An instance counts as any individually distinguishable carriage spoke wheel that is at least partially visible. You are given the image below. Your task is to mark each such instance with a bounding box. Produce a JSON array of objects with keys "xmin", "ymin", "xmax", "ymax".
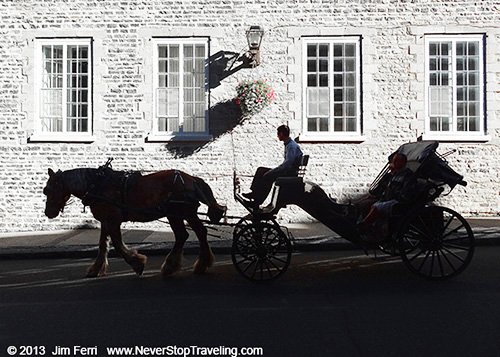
[
  {"xmin": 231, "ymin": 222, "xmax": 292, "ymax": 282},
  {"xmin": 398, "ymin": 206, "xmax": 474, "ymax": 280}
]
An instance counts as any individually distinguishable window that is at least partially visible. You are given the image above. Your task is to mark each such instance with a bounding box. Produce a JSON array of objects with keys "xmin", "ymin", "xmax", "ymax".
[
  {"xmin": 425, "ymin": 35, "xmax": 486, "ymax": 139},
  {"xmin": 33, "ymin": 38, "xmax": 92, "ymax": 141},
  {"xmin": 151, "ymin": 38, "xmax": 209, "ymax": 140},
  {"xmin": 302, "ymin": 37, "xmax": 362, "ymax": 141}
]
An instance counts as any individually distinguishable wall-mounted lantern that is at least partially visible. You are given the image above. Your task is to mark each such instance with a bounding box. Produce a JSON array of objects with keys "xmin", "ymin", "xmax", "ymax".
[
  {"xmin": 208, "ymin": 26, "xmax": 265, "ymax": 88},
  {"xmin": 244, "ymin": 25, "xmax": 264, "ymax": 67}
]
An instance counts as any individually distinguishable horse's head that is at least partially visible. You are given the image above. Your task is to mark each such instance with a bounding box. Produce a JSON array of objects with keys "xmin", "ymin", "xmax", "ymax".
[{"xmin": 43, "ymin": 168, "xmax": 71, "ymax": 219}]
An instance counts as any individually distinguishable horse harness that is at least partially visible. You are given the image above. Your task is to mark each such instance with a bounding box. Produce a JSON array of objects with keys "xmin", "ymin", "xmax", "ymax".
[{"xmin": 81, "ymin": 163, "xmax": 199, "ymax": 220}]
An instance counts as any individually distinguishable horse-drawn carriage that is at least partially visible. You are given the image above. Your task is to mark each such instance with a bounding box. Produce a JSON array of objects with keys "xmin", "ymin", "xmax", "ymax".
[
  {"xmin": 43, "ymin": 141, "xmax": 474, "ymax": 282},
  {"xmin": 230, "ymin": 140, "xmax": 474, "ymax": 281}
]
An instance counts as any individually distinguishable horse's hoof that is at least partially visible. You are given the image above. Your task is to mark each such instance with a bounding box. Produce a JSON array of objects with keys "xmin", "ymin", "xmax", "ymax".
[
  {"xmin": 193, "ymin": 253, "xmax": 214, "ymax": 275},
  {"xmin": 86, "ymin": 263, "xmax": 108, "ymax": 278},
  {"xmin": 130, "ymin": 254, "xmax": 147, "ymax": 276},
  {"xmin": 161, "ymin": 263, "xmax": 181, "ymax": 277},
  {"xmin": 193, "ymin": 260, "xmax": 208, "ymax": 275}
]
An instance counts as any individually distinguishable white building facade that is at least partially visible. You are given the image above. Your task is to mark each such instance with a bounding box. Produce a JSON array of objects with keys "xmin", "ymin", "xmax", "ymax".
[{"xmin": 0, "ymin": 0, "xmax": 499, "ymax": 232}]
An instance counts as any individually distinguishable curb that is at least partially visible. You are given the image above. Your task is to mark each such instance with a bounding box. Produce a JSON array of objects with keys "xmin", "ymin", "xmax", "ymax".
[{"xmin": 1, "ymin": 235, "xmax": 499, "ymax": 260}]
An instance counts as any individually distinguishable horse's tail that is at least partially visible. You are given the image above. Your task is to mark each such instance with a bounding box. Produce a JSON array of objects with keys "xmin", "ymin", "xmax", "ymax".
[{"xmin": 193, "ymin": 177, "xmax": 226, "ymax": 223}]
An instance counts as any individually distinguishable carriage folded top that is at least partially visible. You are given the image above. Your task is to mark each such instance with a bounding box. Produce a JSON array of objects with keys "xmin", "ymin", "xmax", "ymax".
[{"xmin": 370, "ymin": 141, "xmax": 466, "ymax": 198}]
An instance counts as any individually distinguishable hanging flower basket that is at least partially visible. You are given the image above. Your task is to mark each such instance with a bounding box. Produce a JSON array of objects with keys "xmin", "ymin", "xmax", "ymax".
[{"xmin": 234, "ymin": 79, "xmax": 275, "ymax": 116}]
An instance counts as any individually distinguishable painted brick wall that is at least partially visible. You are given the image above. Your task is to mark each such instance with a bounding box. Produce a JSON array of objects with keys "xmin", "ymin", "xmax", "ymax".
[{"xmin": 0, "ymin": 0, "xmax": 498, "ymax": 232}]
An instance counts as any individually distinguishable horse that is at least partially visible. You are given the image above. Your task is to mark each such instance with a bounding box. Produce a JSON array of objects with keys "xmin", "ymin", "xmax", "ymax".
[{"xmin": 43, "ymin": 164, "xmax": 226, "ymax": 278}]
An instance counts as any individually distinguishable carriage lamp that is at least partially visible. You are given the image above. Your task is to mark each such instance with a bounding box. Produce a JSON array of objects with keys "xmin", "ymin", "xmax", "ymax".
[{"xmin": 244, "ymin": 25, "xmax": 264, "ymax": 67}]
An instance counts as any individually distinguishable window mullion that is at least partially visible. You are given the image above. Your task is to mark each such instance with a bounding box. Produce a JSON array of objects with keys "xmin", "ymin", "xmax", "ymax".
[
  {"xmin": 479, "ymin": 39, "xmax": 484, "ymax": 133},
  {"xmin": 179, "ymin": 44, "xmax": 184, "ymax": 132},
  {"xmin": 62, "ymin": 44, "xmax": 68, "ymax": 133},
  {"xmin": 451, "ymin": 40, "xmax": 457, "ymax": 133},
  {"xmin": 329, "ymin": 41, "xmax": 334, "ymax": 133}
]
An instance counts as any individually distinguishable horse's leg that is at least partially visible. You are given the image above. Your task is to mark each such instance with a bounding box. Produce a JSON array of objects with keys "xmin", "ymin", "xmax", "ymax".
[
  {"xmin": 86, "ymin": 223, "xmax": 110, "ymax": 278},
  {"xmin": 107, "ymin": 221, "xmax": 147, "ymax": 276},
  {"xmin": 161, "ymin": 216, "xmax": 189, "ymax": 277},
  {"xmin": 186, "ymin": 214, "xmax": 214, "ymax": 274}
]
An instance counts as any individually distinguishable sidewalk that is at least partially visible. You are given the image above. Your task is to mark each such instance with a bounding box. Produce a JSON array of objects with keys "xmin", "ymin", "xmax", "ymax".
[{"xmin": 0, "ymin": 218, "xmax": 498, "ymax": 259}]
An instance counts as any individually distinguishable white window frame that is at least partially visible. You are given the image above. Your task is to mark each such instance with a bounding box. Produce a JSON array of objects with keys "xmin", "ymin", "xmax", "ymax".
[
  {"xmin": 423, "ymin": 34, "xmax": 488, "ymax": 142},
  {"xmin": 31, "ymin": 38, "xmax": 93, "ymax": 142},
  {"xmin": 148, "ymin": 37, "xmax": 211, "ymax": 142},
  {"xmin": 300, "ymin": 36, "xmax": 363, "ymax": 142}
]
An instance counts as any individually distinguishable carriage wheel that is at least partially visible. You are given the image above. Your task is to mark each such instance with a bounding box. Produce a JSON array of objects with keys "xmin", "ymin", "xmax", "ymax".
[
  {"xmin": 231, "ymin": 222, "xmax": 292, "ymax": 282},
  {"xmin": 233, "ymin": 216, "xmax": 252, "ymax": 237},
  {"xmin": 397, "ymin": 206, "xmax": 474, "ymax": 280}
]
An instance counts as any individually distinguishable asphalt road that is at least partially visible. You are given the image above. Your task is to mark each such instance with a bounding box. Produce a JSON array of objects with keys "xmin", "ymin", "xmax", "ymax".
[{"xmin": 1, "ymin": 248, "xmax": 500, "ymax": 357}]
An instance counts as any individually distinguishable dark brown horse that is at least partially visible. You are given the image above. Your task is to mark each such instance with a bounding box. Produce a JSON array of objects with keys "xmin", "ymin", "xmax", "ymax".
[{"xmin": 43, "ymin": 165, "xmax": 226, "ymax": 278}]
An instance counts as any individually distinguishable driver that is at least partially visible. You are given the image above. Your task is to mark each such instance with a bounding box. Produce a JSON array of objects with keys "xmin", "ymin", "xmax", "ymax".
[
  {"xmin": 243, "ymin": 125, "xmax": 303, "ymax": 206},
  {"xmin": 358, "ymin": 153, "xmax": 417, "ymax": 242}
]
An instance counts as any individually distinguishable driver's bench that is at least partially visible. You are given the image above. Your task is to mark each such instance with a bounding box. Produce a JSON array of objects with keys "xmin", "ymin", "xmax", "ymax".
[{"xmin": 234, "ymin": 155, "xmax": 310, "ymax": 214}]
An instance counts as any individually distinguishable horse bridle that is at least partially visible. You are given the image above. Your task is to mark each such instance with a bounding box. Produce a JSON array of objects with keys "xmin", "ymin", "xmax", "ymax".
[{"xmin": 44, "ymin": 170, "xmax": 71, "ymax": 213}]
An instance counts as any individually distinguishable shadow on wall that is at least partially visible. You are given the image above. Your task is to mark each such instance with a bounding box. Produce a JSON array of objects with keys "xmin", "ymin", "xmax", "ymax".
[
  {"xmin": 163, "ymin": 100, "xmax": 244, "ymax": 158},
  {"xmin": 162, "ymin": 50, "xmax": 256, "ymax": 158}
]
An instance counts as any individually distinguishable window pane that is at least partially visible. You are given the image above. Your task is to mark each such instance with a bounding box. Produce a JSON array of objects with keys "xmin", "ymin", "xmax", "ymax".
[
  {"xmin": 195, "ymin": 45, "xmax": 205, "ymax": 58},
  {"xmin": 334, "ymin": 103, "xmax": 343, "ymax": 117},
  {"xmin": 319, "ymin": 74, "xmax": 328, "ymax": 87},
  {"xmin": 307, "ymin": 59, "xmax": 316, "ymax": 72},
  {"xmin": 333, "ymin": 74, "xmax": 343, "ymax": 87},
  {"xmin": 468, "ymin": 73, "xmax": 478, "ymax": 85},
  {"xmin": 319, "ymin": 59, "xmax": 329, "ymax": 72},
  {"xmin": 308, "ymin": 118, "xmax": 317, "ymax": 131},
  {"xmin": 468, "ymin": 42, "xmax": 479, "ymax": 55},
  {"xmin": 346, "ymin": 88, "xmax": 355, "ymax": 101},
  {"xmin": 468, "ymin": 57, "xmax": 479, "ymax": 70},
  {"xmin": 307, "ymin": 44, "xmax": 317, "ymax": 57},
  {"xmin": 345, "ymin": 59, "xmax": 355, "ymax": 71},
  {"xmin": 159, "ymin": 46, "xmax": 168, "ymax": 58},
  {"xmin": 157, "ymin": 88, "xmax": 179, "ymax": 117},
  {"xmin": 169, "ymin": 45, "xmax": 179, "ymax": 58},
  {"xmin": 429, "ymin": 43, "xmax": 438, "ymax": 55},
  {"xmin": 346, "ymin": 118, "xmax": 356, "ymax": 131},
  {"xmin": 319, "ymin": 118, "xmax": 329, "ymax": 131},
  {"xmin": 333, "ymin": 44, "xmax": 342, "ymax": 56},
  {"xmin": 346, "ymin": 103, "xmax": 356, "ymax": 117},
  {"xmin": 159, "ymin": 60, "xmax": 167, "ymax": 73},
  {"xmin": 334, "ymin": 117, "xmax": 343, "ymax": 131},
  {"xmin": 333, "ymin": 59, "xmax": 342, "ymax": 72},
  {"xmin": 334, "ymin": 89, "xmax": 343, "ymax": 101},
  {"xmin": 469, "ymin": 117, "xmax": 479, "ymax": 131},
  {"xmin": 307, "ymin": 74, "xmax": 317, "ymax": 86},
  {"xmin": 345, "ymin": 73, "xmax": 355, "ymax": 87},
  {"xmin": 345, "ymin": 44, "xmax": 355, "ymax": 57},
  {"xmin": 319, "ymin": 44, "xmax": 328, "ymax": 57},
  {"xmin": 429, "ymin": 58, "xmax": 437, "ymax": 71},
  {"xmin": 468, "ymin": 87, "xmax": 478, "ymax": 101}
]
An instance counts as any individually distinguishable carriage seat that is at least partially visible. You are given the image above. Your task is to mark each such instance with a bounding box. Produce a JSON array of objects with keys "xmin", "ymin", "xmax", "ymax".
[
  {"xmin": 274, "ymin": 155, "xmax": 309, "ymax": 186},
  {"xmin": 264, "ymin": 155, "xmax": 309, "ymax": 213}
]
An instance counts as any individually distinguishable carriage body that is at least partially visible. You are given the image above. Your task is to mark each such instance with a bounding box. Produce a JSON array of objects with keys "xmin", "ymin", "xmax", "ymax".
[{"xmin": 231, "ymin": 141, "xmax": 475, "ymax": 281}]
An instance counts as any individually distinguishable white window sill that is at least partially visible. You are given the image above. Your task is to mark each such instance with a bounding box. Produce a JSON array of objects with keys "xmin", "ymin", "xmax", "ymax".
[
  {"xmin": 28, "ymin": 133, "xmax": 95, "ymax": 143},
  {"xmin": 298, "ymin": 133, "xmax": 366, "ymax": 143},
  {"xmin": 146, "ymin": 133, "xmax": 213, "ymax": 143},
  {"xmin": 421, "ymin": 133, "xmax": 491, "ymax": 143}
]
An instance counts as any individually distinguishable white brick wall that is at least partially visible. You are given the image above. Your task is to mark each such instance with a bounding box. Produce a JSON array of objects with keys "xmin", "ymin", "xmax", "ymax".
[{"xmin": 0, "ymin": 0, "xmax": 499, "ymax": 232}]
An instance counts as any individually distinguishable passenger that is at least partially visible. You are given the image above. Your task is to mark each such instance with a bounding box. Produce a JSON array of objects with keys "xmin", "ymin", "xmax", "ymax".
[
  {"xmin": 243, "ymin": 125, "xmax": 303, "ymax": 206},
  {"xmin": 358, "ymin": 153, "xmax": 416, "ymax": 242}
]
